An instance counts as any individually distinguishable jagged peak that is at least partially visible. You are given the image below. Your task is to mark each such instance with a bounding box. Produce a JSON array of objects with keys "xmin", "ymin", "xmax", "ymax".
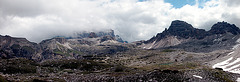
[
  {"xmin": 168, "ymin": 20, "xmax": 194, "ymax": 30},
  {"xmin": 165, "ymin": 20, "xmax": 206, "ymax": 39},
  {"xmin": 209, "ymin": 21, "xmax": 240, "ymax": 35},
  {"xmin": 144, "ymin": 20, "xmax": 240, "ymax": 45}
]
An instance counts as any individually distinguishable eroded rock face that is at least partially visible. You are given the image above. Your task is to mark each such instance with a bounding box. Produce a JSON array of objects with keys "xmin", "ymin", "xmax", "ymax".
[
  {"xmin": 62, "ymin": 29, "xmax": 127, "ymax": 43},
  {"xmin": 141, "ymin": 20, "xmax": 240, "ymax": 50},
  {"xmin": 0, "ymin": 29, "xmax": 131, "ymax": 61},
  {"xmin": 0, "ymin": 35, "xmax": 40, "ymax": 59},
  {"xmin": 209, "ymin": 21, "xmax": 240, "ymax": 35},
  {"xmin": 167, "ymin": 20, "xmax": 207, "ymax": 39}
]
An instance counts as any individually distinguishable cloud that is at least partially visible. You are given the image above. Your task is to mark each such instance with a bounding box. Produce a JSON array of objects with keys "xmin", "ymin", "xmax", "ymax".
[
  {"xmin": 0, "ymin": 0, "xmax": 240, "ymax": 43},
  {"xmin": 223, "ymin": 0, "xmax": 240, "ymax": 7}
]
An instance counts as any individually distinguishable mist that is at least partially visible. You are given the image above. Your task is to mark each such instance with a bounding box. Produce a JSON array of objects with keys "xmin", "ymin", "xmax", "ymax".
[{"xmin": 0, "ymin": 0, "xmax": 240, "ymax": 43}]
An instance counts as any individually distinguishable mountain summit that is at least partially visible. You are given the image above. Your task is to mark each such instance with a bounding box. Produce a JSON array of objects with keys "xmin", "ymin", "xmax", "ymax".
[
  {"xmin": 166, "ymin": 20, "xmax": 207, "ymax": 39},
  {"xmin": 209, "ymin": 21, "xmax": 240, "ymax": 35},
  {"xmin": 140, "ymin": 20, "xmax": 240, "ymax": 50}
]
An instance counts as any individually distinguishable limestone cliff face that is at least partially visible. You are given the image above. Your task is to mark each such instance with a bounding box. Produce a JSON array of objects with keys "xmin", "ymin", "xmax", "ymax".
[
  {"xmin": 62, "ymin": 29, "xmax": 127, "ymax": 43},
  {"xmin": 0, "ymin": 30, "xmax": 130, "ymax": 61},
  {"xmin": 0, "ymin": 35, "xmax": 40, "ymax": 59}
]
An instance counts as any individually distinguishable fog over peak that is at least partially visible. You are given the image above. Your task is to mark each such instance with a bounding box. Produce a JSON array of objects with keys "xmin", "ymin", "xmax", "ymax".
[{"xmin": 0, "ymin": 0, "xmax": 240, "ymax": 43}]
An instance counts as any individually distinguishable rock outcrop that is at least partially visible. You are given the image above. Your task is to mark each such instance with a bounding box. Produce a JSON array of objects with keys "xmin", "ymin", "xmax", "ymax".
[
  {"xmin": 0, "ymin": 35, "xmax": 40, "ymax": 59},
  {"xmin": 140, "ymin": 20, "xmax": 240, "ymax": 51},
  {"xmin": 209, "ymin": 21, "xmax": 240, "ymax": 35}
]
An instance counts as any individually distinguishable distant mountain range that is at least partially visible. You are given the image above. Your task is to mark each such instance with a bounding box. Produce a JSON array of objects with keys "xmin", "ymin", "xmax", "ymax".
[
  {"xmin": 0, "ymin": 30, "xmax": 129, "ymax": 61},
  {"xmin": 139, "ymin": 20, "xmax": 240, "ymax": 52},
  {"xmin": 1, "ymin": 20, "xmax": 240, "ymax": 81},
  {"xmin": 1, "ymin": 20, "xmax": 240, "ymax": 60},
  {"xmin": 55, "ymin": 29, "xmax": 128, "ymax": 43}
]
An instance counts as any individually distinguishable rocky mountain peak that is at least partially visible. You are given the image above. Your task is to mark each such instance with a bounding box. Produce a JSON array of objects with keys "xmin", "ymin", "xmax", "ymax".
[
  {"xmin": 168, "ymin": 20, "xmax": 194, "ymax": 31},
  {"xmin": 148, "ymin": 20, "xmax": 206, "ymax": 43},
  {"xmin": 209, "ymin": 21, "xmax": 240, "ymax": 35},
  {"xmin": 142, "ymin": 20, "xmax": 240, "ymax": 49},
  {"xmin": 166, "ymin": 20, "xmax": 207, "ymax": 39},
  {"xmin": 55, "ymin": 29, "xmax": 127, "ymax": 43}
]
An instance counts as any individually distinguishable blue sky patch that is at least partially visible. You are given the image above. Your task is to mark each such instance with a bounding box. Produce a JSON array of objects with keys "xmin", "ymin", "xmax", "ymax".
[
  {"xmin": 138, "ymin": 0, "xmax": 210, "ymax": 8},
  {"xmin": 164, "ymin": 0, "xmax": 196, "ymax": 8}
]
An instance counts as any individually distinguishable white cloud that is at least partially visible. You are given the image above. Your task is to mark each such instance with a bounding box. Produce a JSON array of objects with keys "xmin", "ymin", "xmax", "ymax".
[{"xmin": 0, "ymin": 0, "xmax": 240, "ymax": 43}]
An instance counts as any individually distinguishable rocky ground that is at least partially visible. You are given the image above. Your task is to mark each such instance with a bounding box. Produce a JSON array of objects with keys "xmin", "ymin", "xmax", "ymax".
[{"xmin": 0, "ymin": 48, "xmax": 239, "ymax": 82}]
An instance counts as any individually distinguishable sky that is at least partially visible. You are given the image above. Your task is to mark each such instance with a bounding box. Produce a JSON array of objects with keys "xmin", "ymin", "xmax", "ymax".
[{"xmin": 0, "ymin": 0, "xmax": 240, "ymax": 43}]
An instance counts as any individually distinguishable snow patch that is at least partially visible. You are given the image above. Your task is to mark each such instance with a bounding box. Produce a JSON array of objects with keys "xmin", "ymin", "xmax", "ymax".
[
  {"xmin": 223, "ymin": 58, "xmax": 240, "ymax": 71},
  {"xmin": 237, "ymin": 78, "xmax": 240, "ymax": 82},
  {"xmin": 212, "ymin": 57, "xmax": 233, "ymax": 68},
  {"xmin": 193, "ymin": 75, "xmax": 203, "ymax": 79},
  {"xmin": 212, "ymin": 37, "xmax": 240, "ymax": 74},
  {"xmin": 227, "ymin": 51, "xmax": 234, "ymax": 56}
]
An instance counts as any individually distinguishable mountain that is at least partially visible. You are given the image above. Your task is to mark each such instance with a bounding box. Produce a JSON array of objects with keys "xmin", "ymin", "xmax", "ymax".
[
  {"xmin": 1, "ymin": 21, "xmax": 240, "ymax": 82},
  {"xmin": 0, "ymin": 35, "xmax": 40, "ymax": 59},
  {"xmin": 57, "ymin": 29, "xmax": 128, "ymax": 43},
  {"xmin": 140, "ymin": 20, "xmax": 207, "ymax": 49},
  {"xmin": 140, "ymin": 20, "xmax": 240, "ymax": 52},
  {"xmin": 0, "ymin": 30, "xmax": 131, "ymax": 61},
  {"xmin": 39, "ymin": 34, "xmax": 130, "ymax": 60}
]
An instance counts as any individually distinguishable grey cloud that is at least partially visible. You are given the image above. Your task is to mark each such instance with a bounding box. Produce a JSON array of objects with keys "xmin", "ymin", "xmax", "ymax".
[
  {"xmin": 222, "ymin": 13, "xmax": 240, "ymax": 27},
  {"xmin": 0, "ymin": 0, "xmax": 43, "ymax": 17},
  {"xmin": 199, "ymin": 20, "xmax": 219, "ymax": 31},
  {"xmin": 223, "ymin": 0, "xmax": 240, "ymax": 7},
  {"xmin": 0, "ymin": 0, "xmax": 240, "ymax": 43}
]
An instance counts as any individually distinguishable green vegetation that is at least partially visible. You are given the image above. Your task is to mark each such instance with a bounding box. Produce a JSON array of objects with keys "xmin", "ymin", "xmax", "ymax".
[
  {"xmin": 169, "ymin": 62, "xmax": 200, "ymax": 70},
  {"xmin": 71, "ymin": 50, "xmax": 83, "ymax": 55},
  {"xmin": 113, "ymin": 65, "xmax": 126, "ymax": 72},
  {"xmin": 159, "ymin": 62, "xmax": 174, "ymax": 65},
  {"xmin": 139, "ymin": 62, "xmax": 200, "ymax": 71},
  {"xmin": 0, "ymin": 75, "xmax": 8, "ymax": 82},
  {"xmin": 0, "ymin": 58, "xmax": 38, "ymax": 74},
  {"xmin": 53, "ymin": 49, "xmax": 72, "ymax": 56},
  {"xmin": 53, "ymin": 48, "xmax": 83, "ymax": 57},
  {"xmin": 41, "ymin": 59, "xmax": 111, "ymax": 71},
  {"xmin": 32, "ymin": 78, "xmax": 66, "ymax": 82},
  {"xmin": 161, "ymin": 49, "xmax": 175, "ymax": 52},
  {"xmin": 203, "ymin": 68, "xmax": 234, "ymax": 82},
  {"xmin": 57, "ymin": 43, "xmax": 65, "ymax": 48},
  {"xmin": 21, "ymin": 46, "xmax": 35, "ymax": 53},
  {"xmin": 11, "ymin": 44, "xmax": 21, "ymax": 49}
]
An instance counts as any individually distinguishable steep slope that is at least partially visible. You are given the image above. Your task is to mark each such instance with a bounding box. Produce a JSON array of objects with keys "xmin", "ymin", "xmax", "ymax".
[
  {"xmin": 211, "ymin": 36, "xmax": 240, "ymax": 74},
  {"xmin": 140, "ymin": 20, "xmax": 240, "ymax": 52},
  {"xmin": 0, "ymin": 30, "xmax": 131, "ymax": 61},
  {"xmin": 38, "ymin": 31, "xmax": 131, "ymax": 60},
  {"xmin": 171, "ymin": 21, "xmax": 240, "ymax": 52},
  {"xmin": 58, "ymin": 29, "xmax": 128, "ymax": 43},
  {"xmin": 0, "ymin": 35, "xmax": 40, "ymax": 59},
  {"xmin": 209, "ymin": 21, "xmax": 240, "ymax": 35},
  {"xmin": 140, "ymin": 20, "xmax": 207, "ymax": 49}
]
